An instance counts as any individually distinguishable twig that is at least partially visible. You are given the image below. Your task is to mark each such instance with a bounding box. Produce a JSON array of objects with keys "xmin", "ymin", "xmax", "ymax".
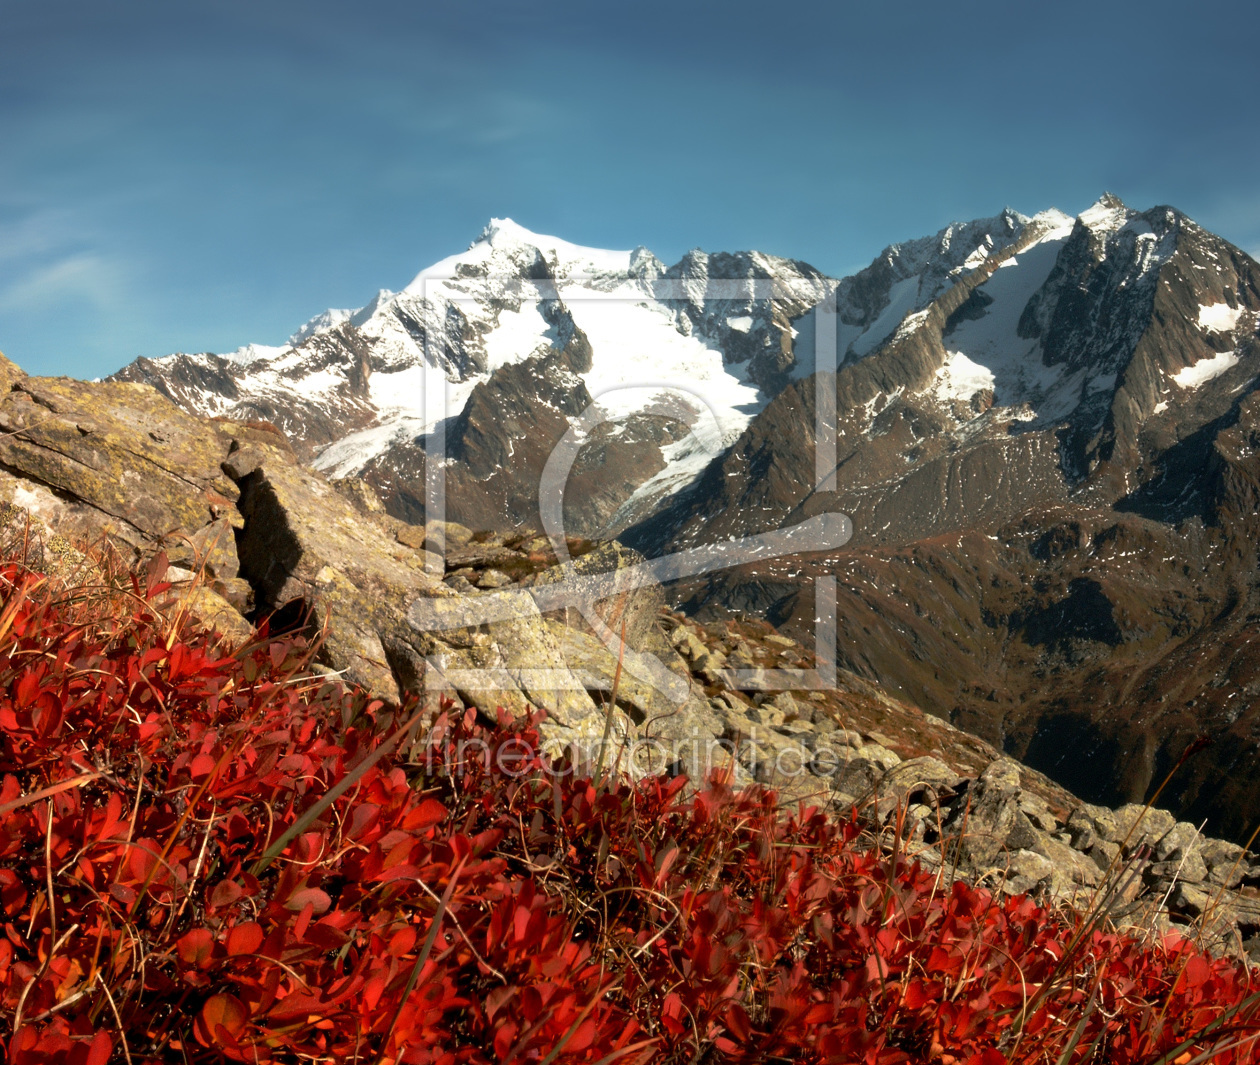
[
  {"xmin": 44, "ymin": 799, "xmax": 57, "ymax": 952},
  {"xmin": 99, "ymin": 976, "xmax": 135, "ymax": 1065},
  {"xmin": 411, "ymin": 876, "xmax": 507, "ymax": 983},
  {"xmin": 11, "ymin": 923, "xmax": 81, "ymax": 1035}
]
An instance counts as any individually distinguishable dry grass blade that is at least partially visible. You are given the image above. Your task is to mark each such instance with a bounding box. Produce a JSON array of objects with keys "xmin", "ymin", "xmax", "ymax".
[
  {"xmin": 0, "ymin": 773, "xmax": 103, "ymax": 818},
  {"xmin": 374, "ymin": 855, "xmax": 467, "ymax": 1065},
  {"xmin": 10, "ymin": 923, "xmax": 80, "ymax": 1035},
  {"xmin": 1050, "ymin": 982, "xmax": 1100, "ymax": 1065},
  {"xmin": 595, "ymin": 592, "xmax": 630, "ymax": 788},
  {"xmin": 1144, "ymin": 987, "xmax": 1260, "ymax": 1065}
]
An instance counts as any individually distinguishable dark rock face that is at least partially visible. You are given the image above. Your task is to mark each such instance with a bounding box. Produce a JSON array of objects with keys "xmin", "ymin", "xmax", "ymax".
[{"xmin": 661, "ymin": 249, "xmax": 831, "ymax": 395}]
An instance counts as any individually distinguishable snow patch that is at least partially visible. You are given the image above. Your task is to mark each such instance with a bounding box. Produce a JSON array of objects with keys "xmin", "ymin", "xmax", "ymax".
[
  {"xmin": 851, "ymin": 276, "xmax": 922, "ymax": 357},
  {"xmin": 1172, "ymin": 350, "xmax": 1239, "ymax": 389},
  {"xmin": 482, "ymin": 305, "xmax": 554, "ymax": 371},
  {"xmin": 934, "ymin": 350, "xmax": 996, "ymax": 404},
  {"xmin": 962, "ymin": 240, "xmax": 992, "ymax": 270},
  {"xmin": 1028, "ymin": 209, "xmax": 1076, "ymax": 242},
  {"xmin": 1198, "ymin": 303, "xmax": 1244, "ymax": 334},
  {"xmin": 569, "ymin": 295, "xmax": 759, "ymax": 440},
  {"xmin": 290, "ymin": 308, "xmax": 353, "ymax": 345},
  {"xmin": 1079, "ymin": 196, "xmax": 1131, "ymax": 235},
  {"xmin": 221, "ymin": 343, "xmax": 291, "ymax": 366},
  {"xmin": 405, "ymin": 217, "xmax": 632, "ymax": 293},
  {"xmin": 931, "ymin": 231, "xmax": 1073, "ymax": 419}
]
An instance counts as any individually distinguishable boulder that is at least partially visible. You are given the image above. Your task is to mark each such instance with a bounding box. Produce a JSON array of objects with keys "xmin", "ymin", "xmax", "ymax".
[
  {"xmin": 531, "ymin": 539, "xmax": 665, "ymax": 655},
  {"xmin": 1110, "ymin": 804, "xmax": 1178, "ymax": 849},
  {"xmin": 423, "ymin": 602, "xmax": 608, "ymax": 748},
  {"xmin": 1004, "ymin": 850, "xmax": 1056, "ymax": 896},
  {"xmin": 549, "ymin": 621, "xmax": 704, "ymax": 727},
  {"xmin": 944, "ymin": 758, "xmax": 1024, "ymax": 868},
  {"xmin": 1029, "ymin": 833, "xmax": 1103, "ymax": 892},
  {"xmin": 832, "ymin": 742, "xmax": 901, "ymax": 800},
  {"xmin": 0, "ymin": 377, "xmax": 263, "ymax": 574},
  {"xmin": 1201, "ymin": 838, "xmax": 1249, "ymax": 887},
  {"xmin": 161, "ymin": 566, "xmax": 254, "ymax": 644},
  {"xmin": 227, "ymin": 445, "xmax": 454, "ymax": 699}
]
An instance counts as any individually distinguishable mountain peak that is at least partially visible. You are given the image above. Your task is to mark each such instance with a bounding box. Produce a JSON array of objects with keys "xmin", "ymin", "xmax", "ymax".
[
  {"xmin": 403, "ymin": 218, "xmax": 636, "ymax": 293},
  {"xmin": 476, "ymin": 216, "xmax": 546, "ymax": 249},
  {"xmin": 1079, "ymin": 192, "xmax": 1134, "ymax": 234}
]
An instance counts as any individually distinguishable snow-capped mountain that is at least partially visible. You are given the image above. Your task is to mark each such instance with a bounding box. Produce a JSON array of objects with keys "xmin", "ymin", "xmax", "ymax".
[
  {"xmin": 630, "ymin": 193, "xmax": 1259, "ymax": 555},
  {"xmin": 113, "ymin": 197, "xmax": 1258, "ymax": 547},
  {"xmin": 113, "ymin": 217, "xmax": 831, "ymax": 533},
  {"xmin": 620, "ymin": 195, "xmax": 1260, "ymax": 845}
]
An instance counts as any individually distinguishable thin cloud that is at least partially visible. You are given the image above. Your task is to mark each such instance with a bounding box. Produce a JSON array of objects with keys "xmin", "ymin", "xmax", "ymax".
[
  {"xmin": 0, "ymin": 210, "xmax": 84, "ymax": 265},
  {"xmin": 0, "ymin": 253, "xmax": 125, "ymax": 314}
]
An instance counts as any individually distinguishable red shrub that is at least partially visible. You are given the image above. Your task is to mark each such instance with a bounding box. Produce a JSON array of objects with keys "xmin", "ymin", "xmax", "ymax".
[{"xmin": 1, "ymin": 555, "xmax": 1258, "ymax": 1064}]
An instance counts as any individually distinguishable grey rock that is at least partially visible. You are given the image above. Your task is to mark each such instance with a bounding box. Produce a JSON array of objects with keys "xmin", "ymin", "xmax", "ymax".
[
  {"xmin": 749, "ymin": 702, "xmax": 786, "ymax": 728},
  {"xmin": 1201, "ymin": 838, "xmax": 1249, "ymax": 887},
  {"xmin": 1149, "ymin": 855, "xmax": 1209, "ymax": 884},
  {"xmin": 832, "ymin": 742, "xmax": 901, "ymax": 798},
  {"xmin": 1031, "ymin": 834, "xmax": 1103, "ymax": 891},
  {"xmin": 1087, "ymin": 839, "xmax": 1121, "ymax": 872},
  {"xmin": 477, "ymin": 568, "xmax": 512, "ymax": 589},
  {"xmin": 1155, "ymin": 821, "xmax": 1204, "ymax": 862},
  {"xmin": 1111, "ymin": 804, "xmax": 1177, "ymax": 849},
  {"xmin": 1004, "ymin": 849, "xmax": 1055, "ymax": 895}
]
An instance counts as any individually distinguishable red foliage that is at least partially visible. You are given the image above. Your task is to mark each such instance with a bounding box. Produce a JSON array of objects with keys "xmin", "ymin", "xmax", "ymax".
[{"xmin": 1, "ymin": 556, "xmax": 1259, "ymax": 1063}]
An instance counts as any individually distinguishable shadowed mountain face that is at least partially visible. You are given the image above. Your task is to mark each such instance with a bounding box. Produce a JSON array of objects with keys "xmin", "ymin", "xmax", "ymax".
[
  {"xmin": 112, "ymin": 197, "xmax": 1260, "ymax": 839},
  {"xmin": 625, "ymin": 197, "xmax": 1260, "ymax": 840}
]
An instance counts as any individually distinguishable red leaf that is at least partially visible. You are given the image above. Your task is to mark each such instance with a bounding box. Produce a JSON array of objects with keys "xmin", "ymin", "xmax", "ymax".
[
  {"xmin": 177, "ymin": 927, "xmax": 216, "ymax": 969},
  {"xmin": 388, "ymin": 926, "xmax": 417, "ymax": 957},
  {"xmin": 284, "ymin": 886, "xmax": 331, "ymax": 914},
  {"xmin": 210, "ymin": 879, "xmax": 244, "ymax": 910},
  {"xmin": 1184, "ymin": 955, "xmax": 1212, "ymax": 988},
  {"xmin": 109, "ymin": 883, "xmax": 137, "ymax": 905},
  {"xmin": 226, "ymin": 922, "xmax": 264, "ymax": 957},
  {"xmin": 294, "ymin": 901, "xmax": 315, "ymax": 940},
  {"xmin": 190, "ymin": 753, "xmax": 217, "ymax": 781},
  {"xmin": 85, "ymin": 1030, "xmax": 112, "ymax": 1065},
  {"xmin": 14, "ymin": 669, "xmax": 40, "ymax": 708},
  {"xmin": 128, "ymin": 840, "xmax": 160, "ymax": 883},
  {"xmin": 195, "ymin": 993, "xmax": 249, "ymax": 1045},
  {"xmin": 662, "ymin": 991, "xmax": 686, "ymax": 1036},
  {"xmin": 402, "ymin": 797, "xmax": 447, "ymax": 831}
]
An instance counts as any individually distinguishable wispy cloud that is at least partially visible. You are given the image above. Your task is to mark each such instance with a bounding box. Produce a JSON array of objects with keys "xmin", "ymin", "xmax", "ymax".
[
  {"xmin": 0, "ymin": 209, "xmax": 82, "ymax": 265},
  {"xmin": 0, "ymin": 252, "xmax": 126, "ymax": 314}
]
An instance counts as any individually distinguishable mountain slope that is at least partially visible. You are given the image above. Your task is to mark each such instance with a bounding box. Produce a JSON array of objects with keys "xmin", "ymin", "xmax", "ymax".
[{"xmin": 625, "ymin": 195, "xmax": 1260, "ymax": 840}]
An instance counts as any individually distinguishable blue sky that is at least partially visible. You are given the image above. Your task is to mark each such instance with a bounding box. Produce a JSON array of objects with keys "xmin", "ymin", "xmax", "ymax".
[{"xmin": 3, "ymin": 0, "xmax": 1258, "ymax": 379}]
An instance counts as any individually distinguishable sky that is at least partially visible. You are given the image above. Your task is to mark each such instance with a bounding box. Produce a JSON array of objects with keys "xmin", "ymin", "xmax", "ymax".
[{"xmin": 2, "ymin": 0, "xmax": 1259, "ymax": 380}]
